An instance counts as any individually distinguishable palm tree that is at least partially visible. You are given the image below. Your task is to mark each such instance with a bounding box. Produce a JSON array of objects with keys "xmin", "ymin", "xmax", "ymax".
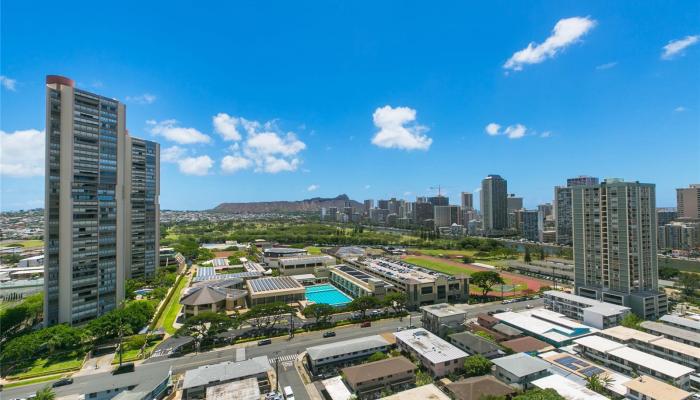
[
  {"xmin": 586, "ymin": 374, "xmax": 613, "ymax": 394},
  {"xmin": 35, "ymin": 386, "xmax": 56, "ymax": 400}
]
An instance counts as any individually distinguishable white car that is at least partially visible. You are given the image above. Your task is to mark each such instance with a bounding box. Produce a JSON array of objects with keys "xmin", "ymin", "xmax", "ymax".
[{"xmin": 283, "ymin": 386, "xmax": 295, "ymax": 400}]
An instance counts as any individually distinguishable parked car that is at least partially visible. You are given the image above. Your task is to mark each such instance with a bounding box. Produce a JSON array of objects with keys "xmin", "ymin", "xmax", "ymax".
[
  {"xmin": 526, "ymin": 304, "xmax": 534, "ymax": 309},
  {"xmin": 52, "ymin": 378, "xmax": 74, "ymax": 387},
  {"xmin": 283, "ymin": 385, "xmax": 295, "ymax": 400},
  {"xmin": 396, "ymin": 327, "xmax": 405, "ymax": 332},
  {"xmin": 323, "ymin": 331, "xmax": 336, "ymax": 338},
  {"xmin": 258, "ymin": 338, "xmax": 272, "ymax": 346},
  {"xmin": 360, "ymin": 321, "xmax": 371, "ymax": 328}
]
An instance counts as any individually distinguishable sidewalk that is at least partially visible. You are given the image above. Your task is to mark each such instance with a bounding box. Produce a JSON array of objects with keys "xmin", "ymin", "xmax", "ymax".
[{"xmin": 73, "ymin": 352, "xmax": 115, "ymax": 377}]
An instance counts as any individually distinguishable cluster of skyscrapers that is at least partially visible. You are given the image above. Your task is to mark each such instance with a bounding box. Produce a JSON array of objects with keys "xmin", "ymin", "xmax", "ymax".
[{"xmin": 44, "ymin": 76, "xmax": 160, "ymax": 326}]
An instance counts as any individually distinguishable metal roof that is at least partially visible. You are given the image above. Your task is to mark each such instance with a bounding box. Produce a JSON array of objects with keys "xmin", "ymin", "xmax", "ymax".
[
  {"xmin": 182, "ymin": 356, "xmax": 270, "ymax": 389},
  {"xmin": 307, "ymin": 335, "xmax": 390, "ymax": 361},
  {"xmin": 492, "ymin": 353, "xmax": 550, "ymax": 377},
  {"xmin": 247, "ymin": 276, "xmax": 304, "ymax": 293},
  {"xmin": 394, "ymin": 328, "xmax": 468, "ymax": 364}
]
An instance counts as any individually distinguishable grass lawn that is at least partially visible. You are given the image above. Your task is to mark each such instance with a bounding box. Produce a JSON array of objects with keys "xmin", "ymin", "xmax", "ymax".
[
  {"xmin": 304, "ymin": 246, "xmax": 324, "ymax": 254},
  {"xmin": 157, "ymin": 275, "xmax": 189, "ymax": 334},
  {"xmin": 411, "ymin": 248, "xmax": 478, "ymax": 257},
  {"xmin": 112, "ymin": 341, "xmax": 159, "ymax": 364},
  {"xmin": 404, "ymin": 256, "xmax": 526, "ymax": 293},
  {"xmin": 8, "ymin": 352, "xmax": 84, "ymax": 380},
  {"xmin": 0, "ymin": 299, "xmax": 23, "ymax": 311},
  {"xmin": 659, "ymin": 257, "xmax": 700, "ymax": 273},
  {"xmin": 0, "ymin": 239, "xmax": 43, "ymax": 248},
  {"xmin": 4, "ymin": 373, "xmax": 67, "ymax": 388}
]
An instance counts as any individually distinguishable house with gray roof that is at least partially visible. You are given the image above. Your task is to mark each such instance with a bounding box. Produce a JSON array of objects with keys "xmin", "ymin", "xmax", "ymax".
[
  {"xmin": 182, "ymin": 356, "xmax": 271, "ymax": 399},
  {"xmin": 492, "ymin": 353, "xmax": 551, "ymax": 390},
  {"xmin": 449, "ymin": 331, "xmax": 505, "ymax": 359},
  {"xmin": 306, "ymin": 335, "xmax": 391, "ymax": 372}
]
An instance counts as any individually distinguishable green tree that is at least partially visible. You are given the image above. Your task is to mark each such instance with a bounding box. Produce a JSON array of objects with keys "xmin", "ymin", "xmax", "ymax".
[
  {"xmin": 474, "ymin": 330, "xmax": 495, "ymax": 342},
  {"xmin": 0, "ymin": 292, "xmax": 43, "ymax": 340},
  {"xmin": 678, "ymin": 272, "xmax": 700, "ymax": 296},
  {"xmin": 176, "ymin": 312, "xmax": 234, "ymax": 350},
  {"xmin": 470, "ymin": 271, "xmax": 505, "ymax": 299},
  {"xmin": 243, "ymin": 303, "xmax": 295, "ymax": 333},
  {"xmin": 348, "ymin": 296, "xmax": 380, "ymax": 319},
  {"xmin": 383, "ymin": 292, "xmax": 407, "ymax": 314},
  {"xmin": 415, "ymin": 370, "xmax": 432, "ymax": 386},
  {"xmin": 513, "ymin": 388, "xmax": 565, "ymax": 400},
  {"xmin": 585, "ymin": 374, "xmax": 613, "ymax": 394},
  {"xmin": 35, "ymin": 386, "xmax": 56, "ymax": 400},
  {"xmin": 658, "ymin": 266, "xmax": 680, "ymax": 280},
  {"xmin": 620, "ymin": 313, "xmax": 643, "ymax": 329},
  {"xmin": 462, "ymin": 256, "xmax": 475, "ymax": 264},
  {"xmin": 173, "ymin": 238, "xmax": 200, "ymax": 260},
  {"xmin": 463, "ymin": 354, "xmax": 493, "ymax": 377},
  {"xmin": 367, "ymin": 351, "xmax": 388, "ymax": 362},
  {"xmin": 524, "ymin": 247, "xmax": 532, "ymax": 264},
  {"xmin": 539, "ymin": 247, "xmax": 546, "ymax": 261},
  {"xmin": 302, "ymin": 303, "xmax": 335, "ymax": 325}
]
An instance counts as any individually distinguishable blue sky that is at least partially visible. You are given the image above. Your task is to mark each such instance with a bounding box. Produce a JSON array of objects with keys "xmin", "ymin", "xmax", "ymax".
[{"xmin": 1, "ymin": 1, "xmax": 698, "ymax": 211}]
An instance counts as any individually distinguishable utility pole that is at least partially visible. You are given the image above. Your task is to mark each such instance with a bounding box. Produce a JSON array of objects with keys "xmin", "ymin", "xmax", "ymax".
[
  {"xmin": 289, "ymin": 313, "xmax": 294, "ymax": 338},
  {"xmin": 275, "ymin": 353, "xmax": 280, "ymax": 393}
]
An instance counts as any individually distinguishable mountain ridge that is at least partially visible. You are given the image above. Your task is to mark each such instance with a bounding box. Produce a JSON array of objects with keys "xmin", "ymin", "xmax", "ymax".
[{"xmin": 211, "ymin": 194, "xmax": 363, "ymax": 213}]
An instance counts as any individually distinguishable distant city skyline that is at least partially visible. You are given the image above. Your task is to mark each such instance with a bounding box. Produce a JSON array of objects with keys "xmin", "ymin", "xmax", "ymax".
[{"xmin": 1, "ymin": 2, "xmax": 698, "ymax": 211}]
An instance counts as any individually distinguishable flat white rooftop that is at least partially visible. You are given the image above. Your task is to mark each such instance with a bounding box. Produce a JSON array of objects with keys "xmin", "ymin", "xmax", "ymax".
[
  {"xmin": 394, "ymin": 328, "xmax": 468, "ymax": 364},
  {"xmin": 532, "ymin": 374, "xmax": 608, "ymax": 400},
  {"xmin": 380, "ymin": 384, "xmax": 450, "ymax": 400},
  {"xmin": 494, "ymin": 309, "xmax": 597, "ymax": 344}
]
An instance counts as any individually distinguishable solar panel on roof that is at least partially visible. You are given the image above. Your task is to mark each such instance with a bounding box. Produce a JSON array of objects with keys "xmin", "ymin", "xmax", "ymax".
[{"xmin": 580, "ymin": 366, "xmax": 605, "ymax": 377}]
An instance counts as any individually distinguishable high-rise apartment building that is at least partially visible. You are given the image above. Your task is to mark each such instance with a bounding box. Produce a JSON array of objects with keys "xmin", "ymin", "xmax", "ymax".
[
  {"xmin": 554, "ymin": 176, "xmax": 600, "ymax": 245},
  {"xmin": 428, "ymin": 195, "xmax": 449, "ymax": 206},
  {"xmin": 514, "ymin": 209, "xmax": 539, "ymax": 242},
  {"xmin": 506, "ymin": 194, "xmax": 523, "ymax": 212},
  {"xmin": 377, "ymin": 199, "xmax": 389, "ymax": 210},
  {"xmin": 460, "ymin": 192, "xmax": 473, "ymax": 210},
  {"xmin": 676, "ymin": 184, "xmax": 700, "ymax": 220},
  {"xmin": 656, "ymin": 208, "xmax": 677, "ymax": 227},
  {"xmin": 480, "ymin": 175, "xmax": 507, "ymax": 235},
  {"xmin": 571, "ymin": 178, "xmax": 666, "ymax": 319},
  {"xmin": 44, "ymin": 75, "xmax": 160, "ymax": 326},
  {"xmin": 434, "ymin": 205, "xmax": 461, "ymax": 228},
  {"xmin": 363, "ymin": 199, "xmax": 374, "ymax": 215},
  {"xmin": 414, "ymin": 202, "xmax": 434, "ymax": 226}
]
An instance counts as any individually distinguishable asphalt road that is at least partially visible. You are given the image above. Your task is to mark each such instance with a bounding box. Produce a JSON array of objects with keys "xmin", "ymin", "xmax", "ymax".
[{"xmin": 3, "ymin": 299, "xmax": 542, "ymax": 399}]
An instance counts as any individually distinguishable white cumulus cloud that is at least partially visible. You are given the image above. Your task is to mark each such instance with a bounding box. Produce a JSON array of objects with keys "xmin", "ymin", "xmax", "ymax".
[
  {"xmin": 371, "ymin": 105, "xmax": 432, "ymax": 151},
  {"xmin": 126, "ymin": 93, "xmax": 156, "ymax": 104},
  {"xmin": 216, "ymin": 115, "xmax": 307, "ymax": 174},
  {"xmin": 147, "ymin": 119, "xmax": 211, "ymax": 144},
  {"xmin": 221, "ymin": 155, "xmax": 253, "ymax": 174},
  {"xmin": 595, "ymin": 61, "xmax": 618, "ymax": 70},
  {"xmin": 0, "ymin": 129, "xmax": 45, "ymax": 177},
  {"xmin": 161, "ymin": 146, "xmax": 186, "ymax": 163},
  {"xmin": 504, "ymin": 16, "xmax": 597, "ymax": 71},
  {"xmin": 485, "ymin": 123, "xmax": 529, "ymax": 139},
  {"xmin": 178, "ymin": 155, "xmax": 213, "ymax": 176},
  {"xmin": 0, "ymin": 75, "xmax": 17, "ymax": 91},
  {"xmin": 485, "ymin": 123, "xmax": 501, "ymax": 136},
  {"xmin": 307, "ymin": 184, "xmax": 319, "ymax": 192},
  {"xmin": 662, "ymin": 35, "xmax": 699, "ymax": 60},
  {"xmin": 674, "ymin": 106, "xmax": 687, "ymax": 113},
  {"xmin": 213, "ymin": 113, "xmax": 242, "ymax": 141}
]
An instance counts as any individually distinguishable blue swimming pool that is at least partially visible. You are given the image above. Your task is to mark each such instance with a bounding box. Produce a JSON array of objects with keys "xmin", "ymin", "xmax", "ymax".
[{"xmin": 305, "ymin": 284, "xmax": 353, "ymax": 307}]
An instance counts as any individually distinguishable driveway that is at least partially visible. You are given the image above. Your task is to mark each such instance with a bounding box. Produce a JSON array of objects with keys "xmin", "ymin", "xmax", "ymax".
[{"xmin": 73, "ymin": 352, "xmax": 114, "ymax": 376}]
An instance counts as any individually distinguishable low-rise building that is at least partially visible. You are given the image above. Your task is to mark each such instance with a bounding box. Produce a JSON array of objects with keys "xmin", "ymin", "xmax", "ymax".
[
  {"xmin": 306, "ymin": 335, "xmax": 392, "ymax": 372},
  {"xmin": 573, "ymin": 335, "xmax": 694, "ymax": 389},
  {"xmin": 205, "ymin": 378, "xmax": 260, "ymax": 400},
  {"xmin": 623, "ymin": 375, "xmax": 693, "ymax": 400},
  {"xmin": 640, "ymin": 320, "xmax": 700, "ymax": 348},
  {"xmin": 659, "ymin": 314, "xmax": 700, "ymax": 333},
  {"xmin": 543, "ymin": 290, "xmax": 631, "ymax": 329},
  {"xmin": 499, "ymin": 336, "xmax": 552, "ymax": 354},
  {"xmin": 278, "ymin": 255, "xmax": 336, "ymax": 276},
  {"xmin": 180, "ymin": 282, "xmax": 247, "ymax": 317},
  {"xmin": 181, "ymin": 356, "xmax": 271, "ymax": 399},
  {"xmin": 393, "ymin": 328, "xmax": 468, "ymax": 377},
  {"xmin": 531, "ymin": 374, "xmax": 608, "ymax": 400},
  {"xmin": 18, "ymin": 255, "xmax": 43, "ymax": 268},
  {"xmin": 341, "ymin": 356, "xmax": 416, "ymax": 398},
  {"xmin": 347, "ymin": 257, "xmax": 469, "ymax": 308},
  {"xmin": 380, "ymin": 384, "xmax": 450, "ymax": 400},
  {"xmin": 448, "ymin": 331, "xmax": 505, "ymax": 359},
  {"xmin": 540, "ymin": 352, "xmax": 631, "ymax": 398},
  {"xmin": 246, "ymin": 276, "xmax": 305, "ymax": 306},
  {"xmin": 491, "ymin": 353, "xmax": 551, "ymax": 390},
  {"xmin": 421, "ymin": 303, "xmax": 467, "ymax": 336},
  {"xmin": 600, "ymin": 325, "xmax": 700, "ymax": 371},
  {"xmin": 262, "ymin": 247, "xmax": 308, "ymax": 267},
  {"xmin": 329, "ymin": 264, "xmax": 392, "ymax": 299},
  {"xmin": 493, "ymin": 309, "xmax": 598, "ymax": 346},
  {"xmin": 444, "ymin": 375, "xmax": 515, "ymax": 400}
]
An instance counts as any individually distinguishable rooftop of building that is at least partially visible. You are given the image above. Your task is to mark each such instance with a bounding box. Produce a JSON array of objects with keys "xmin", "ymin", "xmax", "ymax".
[
  {"xmin": 320, "ymin": 376, "xmax": 352, "ymax": 400},
  {"xmin": 263, "ymin": 247, "xmax": 308, "ymax": 255},
  {"xmin": 394, "ymin": 328, "xmax": 468, "ymax": 364},
  {"xmin": 544, "ymin": 290, "xmax": 632, "ymax": 315},
  {"xmin": 500, "ymin": 336, "xmax": 552, "ymax": 353},
  {"xmin": 600, "ymin": 325, "xmax": 660, "ymax": 343},
  {"xmin": 532, "ymin": 374, "xmax": 608, "ymax": 400},
  {"xmin": 494, "ymin": 309, "xmax": 596, "ymax": 344},
  {"xmin": 660, "ymin": 314, "xmax": 700, "ymax": 331},
  {"xmin": 623, "ymin": 375, "xmax": 692, "ymax": 400},
  {"xmin": 246, "ymin": 276, "xmax": 305, "ymax": 294},
  {"xmin": 640, "ymin": 321, "xmax": 700, "ymax": 344},
  {"xmin": 445, "ymin": 375, "xmax": 515, "ymax": 400},
  {"xmin": 307, "ymin": 335, "xmax": 390, "ymax": 361},
  {"xmin": 574, "ymin": 335, "xmax": 695, "ymax": 378},
  {"xmin": 540, "ymin": 352, "xmax": 631, "ymax": 396},
  {"xmin": 380, "ymin": 384, "xmax": 450, "ymax": 400},
  {"xmin": 279, "ymin": 254, "xmax": 335, "ymax": 266},
  {"xmin": 491, "ymin": 352, "xmax": 550, "ymax": 377},
  {"xmin": 422, "ymin": 303, "xmax": 467, "ymax": 318},
  {"xmin": 182, "ymin": 356, "xmax": 270, "ymax": 390},
  {"xmin": 448, "ymin": 331, "xmax": 502, "ymax": 355},
  {"xmin": 362, "ymin": 257, "xmax": 462, "ymax": 284},
  {"xmin": 342, "ymin": 356, "xmax": 415, "ymax": 385},
  {"xmin": 205, "ymin": 378, "xmax": 260, "ymax": 400}
]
